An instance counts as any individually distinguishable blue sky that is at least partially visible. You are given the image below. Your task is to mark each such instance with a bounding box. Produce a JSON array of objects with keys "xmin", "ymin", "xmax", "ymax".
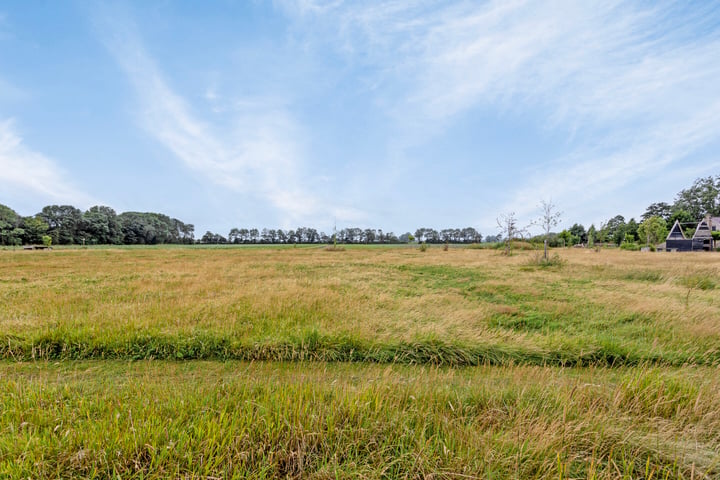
[{"xmin": 1, "ymin": 1, "xmax": 720, "ymax": 237}]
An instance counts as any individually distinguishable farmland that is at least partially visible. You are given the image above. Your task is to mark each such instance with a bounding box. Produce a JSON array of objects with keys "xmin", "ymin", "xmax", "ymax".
[{"xmin": 1, "ymin": 245, "xmax": 719, "ymax": 478}]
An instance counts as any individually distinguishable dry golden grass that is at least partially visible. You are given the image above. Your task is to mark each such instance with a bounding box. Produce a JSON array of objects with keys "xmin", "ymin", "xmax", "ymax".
[
  {"xmin": 0, "ymin": 245, "xmax": 718, "ymax": 364},
  {"xmin": 2, "ymin": 245, "xmax": 720, "ymax": 477}
]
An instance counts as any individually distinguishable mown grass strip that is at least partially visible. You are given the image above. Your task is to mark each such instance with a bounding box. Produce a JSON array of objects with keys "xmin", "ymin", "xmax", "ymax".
[{"xmin": 1, "ymin": 331, "xmax": 715, "ymax": 366}]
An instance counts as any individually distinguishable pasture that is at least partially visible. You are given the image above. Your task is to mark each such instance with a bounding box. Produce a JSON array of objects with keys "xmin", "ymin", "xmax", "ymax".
[{"xmin": 1, "ymin": 245, "xmax": 719, "ymax": 478}]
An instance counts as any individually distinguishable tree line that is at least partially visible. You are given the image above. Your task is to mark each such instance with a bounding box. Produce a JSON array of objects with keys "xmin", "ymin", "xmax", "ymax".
[
  {"xmin": 205, "ymin": 226, "xmax": 482, "ymax": 245},
  {"xmin": 1, "ymin": 175, "xmax": 717, "ymax": 247},
  {"xmin": 532, "ymin": 175, "xmax": 720, "ymax": 248},
  {"xmin": 0, "ymin": 205, "xmax": 194, "ymax": 246},
  {"xmin": 0, "ymin": 202, "xmax": 483, "ymax": 246}
]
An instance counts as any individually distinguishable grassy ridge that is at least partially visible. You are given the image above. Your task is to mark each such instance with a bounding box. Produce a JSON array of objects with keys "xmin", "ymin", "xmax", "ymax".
[
  {"xmin": 0, "ymin": 328, "xmax": 713, "ymax": 366},
  {"xmin": 2, "ymin": 361, "xmax": 719, "ymax": 479}
]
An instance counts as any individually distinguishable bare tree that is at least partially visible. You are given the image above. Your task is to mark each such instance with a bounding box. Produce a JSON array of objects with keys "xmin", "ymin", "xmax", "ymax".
[
  {"xmin": 496, "ymin": 212, "xmax": 528, "ymax": 255},
  {"xmin": 538, "ymin": 200, "xmax": 562, "ymax": 260}
]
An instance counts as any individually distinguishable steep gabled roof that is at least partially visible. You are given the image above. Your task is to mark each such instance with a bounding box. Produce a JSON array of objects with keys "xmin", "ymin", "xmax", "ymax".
[
  {"xmin": 693, "ymin": 217, "xmax": 712, "ymax": 239},
  {"xmin": 666, "ymin": 220, "xmax": 686, "ymax": 240}
]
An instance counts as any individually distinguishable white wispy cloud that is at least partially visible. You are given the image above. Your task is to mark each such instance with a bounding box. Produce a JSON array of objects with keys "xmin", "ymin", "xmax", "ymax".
[
  {"xmin": 94, "ymin": 7, "xmax": 365, "ymax": 227},
  {"xmin": 282, "ymin": 1, "xmax": 720, "ymax": 128},
  {"xmin": 501, "ymin": 98, "xmax": 720, "ymax": 225},
  {"xmin": 279, "ymin": 0, "xmax": 720, "ymax": 228},
  {"xmin": 0, "ymin": 119, "xmax": 94, "ymax": 209}
]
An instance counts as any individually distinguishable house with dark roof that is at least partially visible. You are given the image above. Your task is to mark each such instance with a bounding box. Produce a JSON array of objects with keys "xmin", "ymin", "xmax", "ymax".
[{"xmin": 665, "ymin": 215, "xmax": 719, "ymax": 251}]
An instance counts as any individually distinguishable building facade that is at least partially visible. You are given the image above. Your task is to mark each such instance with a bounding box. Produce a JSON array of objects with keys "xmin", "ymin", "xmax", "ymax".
[{"xmin": 665, "ymin": 216, "xmax": 719, "ymax": 251}]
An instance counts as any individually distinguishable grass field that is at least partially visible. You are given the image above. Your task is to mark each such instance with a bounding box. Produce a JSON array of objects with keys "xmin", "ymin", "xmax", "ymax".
[
  {"xmin": 1, "ymin": 245, "xmax": 719, "ymax": 478},
  {"xmin": 2, "ymin": 245, "xmax": 719, "ymax": 365}
]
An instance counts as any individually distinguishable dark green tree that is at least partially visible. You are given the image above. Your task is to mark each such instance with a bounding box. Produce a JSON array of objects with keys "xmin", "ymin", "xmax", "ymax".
[
  {"xmin": 117, "ymin": 212, "xmax": 189, "ymax": 244},
  {"xmin": 362, "ymin": 228, "xmax": 376, "ymax": 244},
  {"xmin": 557, "ymin": 229, "xmax": 573, "ymax": 246},
  {"xmin": 173, "ymin": 219, "xmax": 194, "ymax": 244},
  {"xmin": 668, "ymin": 209, "xmax": 695, "ymax": 226},
  {"xmin": 461, "ymin": 227, "xmax": 482, "ymax": 243},
  {"xmin": 9, "ymin": 228, "xmax": 24, "ymax": 246},
  {"xmin": 638, "ymin": 216, "xmax": 668, "ymax": 246},
  {"xmin": 638, "ymin": 217, "xmax": 668, "ymax": 245},
  {"xmin": 673, "ymin": 176, "xmax": 720, "ymax": 219},
  {"xmin": 642, "ymin": 202, "xmax": 672, "ymax": 222},
  {"xmin": 0, "ymin": 204, "xmax": 21, "ymax": 245},
  {"xmin": 20, "ymin": 216, "xmax": 49, "ymax": 245},
  {"xmin": 602, "ymin": 215, "xmax": 626, "ymax": 245},
  {"xmin": 568, "ymin": 223, "xmax": 587, "ymax": 244},
  {"xmin": 625, "ymin": 218, "xmax": 639, "ymax": 242},
  {"xmin": 39, "ymin": 205, "xmax": 82, "ymax": 244},
  {"xmin": 81, "ymin": 206, "xmax": 123, "ymax": 244},
  {"xmin": 200, "ymin": 231, "xmax": 227, "ymax": 244},
  {"xmin": 228, "ymin": 228, "xmax": 241, "ymax": 244}
]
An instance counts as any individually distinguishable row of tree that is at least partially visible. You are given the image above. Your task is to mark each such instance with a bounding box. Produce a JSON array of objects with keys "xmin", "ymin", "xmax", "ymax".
[
  {"xmin": 0, "ymin": 204, "xmax": 194, "ymax": 246},
  {"xmin": 1, "ymin": 175, "xmax": 717, "ymax": 247},
  {"xmin": 528, "ymin": 175, "xmax": 720, "ymax": 247},
  {"xmin": 542, "ymin": 215, "xmax": 684, "ymax": 249},
  {"xmin": 0, "ymin": 202, "xmax": 483, "ymax": 246},
  {"xmin": 642, "ymin": 176, "xmax": 720, "ymax": 223},
  {"xmin": 201, "ymin": 226, "xmax": 483, "ymax": 245},
  {"xmin": 539, "ymin": 217, "xmax": 639, "ymax": 247}
]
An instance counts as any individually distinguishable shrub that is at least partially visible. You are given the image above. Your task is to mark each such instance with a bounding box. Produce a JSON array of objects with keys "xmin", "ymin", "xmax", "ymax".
[
  {"xmin": 525, "ymin": 252, "xmax": 565, "ymax": 268},
  {"xmin": 495, "ymin": 240, "xmax": 535, "ymax": 252}
]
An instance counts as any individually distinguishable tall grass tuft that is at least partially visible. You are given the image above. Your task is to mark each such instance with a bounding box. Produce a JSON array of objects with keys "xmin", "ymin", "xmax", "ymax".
[
  {"xmin": 525, "ymin": 251, "xmax": 565, "ymax": 268},
  {"xmin": 3, "ymin": 330, "xmax": 717, "ymax": 366}
]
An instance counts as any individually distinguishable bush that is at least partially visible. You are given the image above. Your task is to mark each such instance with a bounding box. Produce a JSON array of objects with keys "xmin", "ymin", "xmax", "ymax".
[
  {"xmin": 525, "ymin": 252, "xmax": 565, "ymax": 268},
  {"xmin": 620, "ymin": 242, "xmax": 640, "ymax": 251},
  {"xmin": 494, "ymin": 240, "xmax": 535, "ymax": 252}
]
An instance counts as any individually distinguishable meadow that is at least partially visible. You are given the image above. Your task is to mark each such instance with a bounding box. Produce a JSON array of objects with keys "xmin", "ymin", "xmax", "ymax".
[{"xmin": 1, "ymin": 245, "xmax": 719, "ymax": 478}]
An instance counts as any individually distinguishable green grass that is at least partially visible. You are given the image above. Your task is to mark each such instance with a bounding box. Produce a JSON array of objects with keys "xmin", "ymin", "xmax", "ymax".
[
  {"xmin": 1, "ymin": 360, "xmax": 718, "ymax": 479},
  {"xmin": 2, "ymin": 246, "xmax": 720, "ymax": 477},
  {"xmin": 1, "ymin": 247, "xmax": 719, "ymax": 366}
]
